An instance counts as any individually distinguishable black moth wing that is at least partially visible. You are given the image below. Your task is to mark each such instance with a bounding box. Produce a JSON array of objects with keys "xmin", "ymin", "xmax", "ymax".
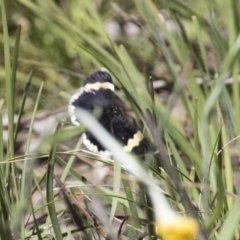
[
  {"xmin": 69, "ymin": 69, "xmax": 156, "ymax": 156},
  {"xmin": 103, "ymin": 105, "xmax": 156, "ymax": 155},
  {"xmin": 85, "ymin": 103, "xmax": 156, "ymax": 155}
]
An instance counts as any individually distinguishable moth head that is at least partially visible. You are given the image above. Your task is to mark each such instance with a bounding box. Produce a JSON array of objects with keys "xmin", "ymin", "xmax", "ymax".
[
  {"xmin": 80, "ymin": 69, "xmax": 114, "ymax": 92},
  {"xmin": 84, "ymin": 68, "xmax": 112, "ymax": 85}
]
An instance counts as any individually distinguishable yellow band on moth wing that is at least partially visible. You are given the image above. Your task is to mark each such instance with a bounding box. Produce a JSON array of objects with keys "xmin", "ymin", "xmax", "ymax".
[
  {"xmin": 123, "ymin": 131, "xmax": 143, "ymax": 152},
  {"xmin": 84, "ymin": 82, "xmax": 114, "ymax": 91}
]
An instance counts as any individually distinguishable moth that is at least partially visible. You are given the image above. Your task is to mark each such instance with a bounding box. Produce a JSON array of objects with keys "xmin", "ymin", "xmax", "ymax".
[{"xmin": 68, "ymin": 69, "xmax": 156, "ymax": 157}]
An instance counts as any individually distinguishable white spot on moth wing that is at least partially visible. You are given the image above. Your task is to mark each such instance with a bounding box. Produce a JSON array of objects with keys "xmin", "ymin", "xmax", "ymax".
[
  {"xmin": 99, "ymin": 149, "xmax": 112, "ymax": 157},
  {"xmin": 70, "ymin": 85, "xmax": 95, "ymax": 101},
  {"xmin": 82, "ymin": 133, "xmax": 98, "ymax": 153},
  {"xmin": 68, "ymin": 88, "xmax": 87, "ymax": 126},
  {"xmin": 82, "ymin": 133, "xmax": 112, "ymax": 157},
  {"xmin": 68, "ymin": 104, "xmax": 80, "ymax": 126},
  {"xmin": 68, "ymin": 92, "xmax": 81, "ymax": 126}
]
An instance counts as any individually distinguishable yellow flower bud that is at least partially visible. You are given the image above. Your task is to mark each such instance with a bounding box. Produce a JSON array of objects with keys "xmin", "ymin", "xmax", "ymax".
[{"xmin": 155, "ymin": 218, "xmax": 199, "ymax": 240}]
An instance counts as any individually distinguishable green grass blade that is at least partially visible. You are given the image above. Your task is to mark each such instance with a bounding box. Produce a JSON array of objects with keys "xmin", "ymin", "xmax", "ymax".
[
  {"xmin": 46, "ymin": 123, "xmax": 63, "ymax": 240},
  {"xmin": 14, "ymin": 71, "xmax": 33, "ymax": 143},
  {"xmin": 1, "ymin": 0, "xmax": 14, "ymax": 160},
  {"xmin": 0, "ymin": 99, "xmax": 4, "ymax": 164},
  {"xmin": 109, "ymin": 158, "xmax": 121, "ymax": 224},
  {"xmin": 218, "ymin": 197, "xmax": 240, "ymax": 240},
  {"xmin": 20, "ymin": 81, "xmax": 44, "ymax": 238},
  {"xmin": 31, "ymin": 205, "xmax": 43, "ymax": 240},
  {"xmin": 60, "ymin": 136, "xmax": 83, "ymax": 182},
  {"xmin": 11, "ymin": 26, "xmax": 21, "ymax": 103},
  {"xmin": 192, "ymin": 16, "xmax": 210, "ymax": 77}
]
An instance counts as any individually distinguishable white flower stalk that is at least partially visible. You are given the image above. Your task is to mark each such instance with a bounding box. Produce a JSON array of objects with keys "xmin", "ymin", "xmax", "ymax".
[
  {"xmin": 149, "ymin": 185, "xmax": 199, "ymax": 240},
  {"xmin": 73, "ymin": 108, "xmax": 199, "ymax": 239}
]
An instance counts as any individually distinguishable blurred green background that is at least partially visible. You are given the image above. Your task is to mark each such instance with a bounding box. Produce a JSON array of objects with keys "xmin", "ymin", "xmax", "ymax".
[{"xmin": 2, "ymin": 0, "xmax": 240, "ymax": 239}]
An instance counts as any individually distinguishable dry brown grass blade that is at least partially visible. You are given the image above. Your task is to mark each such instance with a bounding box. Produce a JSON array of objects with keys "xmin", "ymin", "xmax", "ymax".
[{"xmin": 54, "ymin": 174, "xmax": 106, "ymax": 238}]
